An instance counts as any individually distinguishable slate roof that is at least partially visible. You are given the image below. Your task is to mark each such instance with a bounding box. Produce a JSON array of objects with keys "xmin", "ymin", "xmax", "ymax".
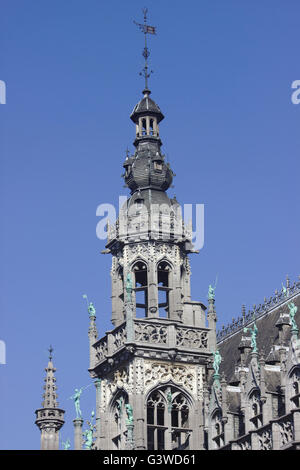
[{"xmin": 217, "ymin": 293, "xmax": 300, "ymax": 384}]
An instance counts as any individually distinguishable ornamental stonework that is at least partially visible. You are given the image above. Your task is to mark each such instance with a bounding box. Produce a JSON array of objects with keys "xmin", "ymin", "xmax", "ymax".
[
  {"xmin": 106, "ymin": 367, "xmax": 129, "ymax": 398},
  {"xmin": 144, "ymin": 360, "xmax": 197, "ymax": 394}
]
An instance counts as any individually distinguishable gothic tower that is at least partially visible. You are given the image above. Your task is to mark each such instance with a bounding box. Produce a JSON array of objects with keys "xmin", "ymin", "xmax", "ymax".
[
  {"xmin": 87, "ymin": 82, "xmax": 217, "ymax": 450},
  {"xmin": 35, "ymin": 347, "xmax": 65, "ymax": 450}
]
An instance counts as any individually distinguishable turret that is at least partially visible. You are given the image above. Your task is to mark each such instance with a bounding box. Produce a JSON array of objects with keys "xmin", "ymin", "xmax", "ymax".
[{"xmin": 35, "ymin": 347, "xmax": 65, "ymax": 450}]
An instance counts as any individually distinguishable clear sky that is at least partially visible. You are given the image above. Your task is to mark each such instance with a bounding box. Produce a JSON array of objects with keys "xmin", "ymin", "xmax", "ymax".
[{"xmin": 0, "ymin": 0, "xmax": 299, "ymax": 449}]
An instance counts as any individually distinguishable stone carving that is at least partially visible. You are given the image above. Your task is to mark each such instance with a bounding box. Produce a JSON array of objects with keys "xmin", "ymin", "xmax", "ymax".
[
  {"xmin": 107, "ymin": 368, "xmax": 129, "ymax": 396},
  {"xmin": 135, "ymin": 322, "xmax": 167, "ymax": 344},
  {"xmin": 144, "ymin": 361, "xmax": 196, "ymax": 393},
  {"xmin": 112, "ymin": 325, "xmax": 127, "ymax": 352},
  {"xmin": 278, "ymin": 417, "xmax": 294, "ymax": 446},
  {"xmin": 135, "ymin": 358, "xmax": 145, "ymax": 394},
  {"xmin": 95, "ymin": 338, "xmax": 108, "ymax": 362},
  {"xmin": 176, "ymin": 327, "xmax": 208, "ymax": 349},
  {"xmin": 257, "ymin": 427, "xmax": 272, "ymax": 450},
  {"xmin": 233, "ymin": 435, "xmax": 251, "ymax": 450},
  {"xmin": 125, "ymin": 273, "xmax": 133, "ymax": 302}
]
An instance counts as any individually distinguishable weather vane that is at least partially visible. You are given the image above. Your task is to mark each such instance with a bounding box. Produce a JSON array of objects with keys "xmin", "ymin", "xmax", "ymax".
[{"xmin": 134, "ymin": 7, "xmax": 156, "ymax": 90}]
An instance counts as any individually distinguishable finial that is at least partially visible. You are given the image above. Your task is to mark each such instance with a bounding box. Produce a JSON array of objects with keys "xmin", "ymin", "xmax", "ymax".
[
  {"xmin": 48, "ymin": 345, "xmax": 53, "ymax": 362},
  {"xmin": 134, "ymin": 8, "xmax": 156, "ymax": 91},
  {"xmin": 286, "ymin": 274, "xmax": 290, "ymax": 288}
]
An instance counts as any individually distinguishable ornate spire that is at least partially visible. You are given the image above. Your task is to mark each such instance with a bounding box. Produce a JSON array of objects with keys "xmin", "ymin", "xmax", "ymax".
[
  {"xmin": 35, "ymin": 347, "xmax": 65, "ymax": 450},
  {"xmin": 42, "ymin": 346, "xmax": 59, "ymax": 408}
]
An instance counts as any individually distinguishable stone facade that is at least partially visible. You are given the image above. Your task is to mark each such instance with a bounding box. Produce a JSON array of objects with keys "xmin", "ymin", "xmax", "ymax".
[{"xmin": 85, "ymin": 87, "xmax": 300, "ymax": 451}]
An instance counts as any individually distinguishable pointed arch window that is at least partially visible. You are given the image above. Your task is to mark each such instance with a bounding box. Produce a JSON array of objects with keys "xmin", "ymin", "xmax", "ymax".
[
  {"xmin": 211, "ymin": 409, "xmax": 224, "ymax": 449},
  {"xmin": 249, "ymin": 390, "xmax": 262, "ymax": 429},
  {"xmin": 147, "ymin": 386, "xmax": 192, "ymax": 450},
  {"xmin": 157, "ymin": 261, "xmax": 172, "ymax": 318},
  {"xmin": 110, "ymin": 391, "xmax": 129, "ymax": 450},
  {"xmin": 132, "ymin": 261, "xmax": 148, "ymax": 318},
  {"xmin": 289, "ymin": 367, "xmax": 300, "ymax": 409}
]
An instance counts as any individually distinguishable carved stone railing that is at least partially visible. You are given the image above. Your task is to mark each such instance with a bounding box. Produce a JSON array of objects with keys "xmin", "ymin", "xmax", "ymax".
[
  {"xmin": 217, "ymin": 277, "xmax": 300, "ymax": 343},
  {"xmin": 93, "ymin": 319, "xmax": 209, "ymax": 365},
  {"xmin": 111, "ymin": 323, "xmax": 127, "ymax": 353},
  {"xmin": 256, "ymin": 423, "xmax": 273, "ymax": 450},
  {"xmin": 231, "ymin": 434, "xmax": 251, "ymax": 450},
  {"xmin": 219, "ymin": 410, "xmax": 299, "ymax": 450},
  {"xmin": 176, "ymin": 326, "xmax": 208, "ymax": 349},
  {"xmin": 94, "ymin": 337, "xmax": 108, "ymax": 363},
  {"xmin": 134, "ymin": 321, "xmax": 168, "ymax": 345},
  {"xmin": 276, "ymin": 413, "xmax": 294, "ymax": 448}
]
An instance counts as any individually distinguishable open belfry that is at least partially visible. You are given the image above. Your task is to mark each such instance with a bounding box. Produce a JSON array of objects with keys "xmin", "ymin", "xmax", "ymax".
[{"xmin": 35, "ymin": 10, "xmax": 300, "ymax": 451}]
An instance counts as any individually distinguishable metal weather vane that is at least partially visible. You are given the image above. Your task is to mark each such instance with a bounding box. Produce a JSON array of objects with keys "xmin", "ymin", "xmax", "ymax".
[{"xmin": 134, "ymin": 7, "xmax": 156, "ymax": 90}]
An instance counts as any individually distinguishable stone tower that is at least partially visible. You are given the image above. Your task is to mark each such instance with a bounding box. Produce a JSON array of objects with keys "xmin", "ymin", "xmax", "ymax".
[
  {"xmin": 88, "ymin": 86, "xmax": 216, "ymax": 450},
  {"xmin": 35, "ymin": 347, "xmax": 65, "ymax": 450}
]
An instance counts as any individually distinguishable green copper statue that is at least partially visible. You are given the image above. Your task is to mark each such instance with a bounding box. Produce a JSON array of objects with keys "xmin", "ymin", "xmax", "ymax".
[
  {"xmin": 83, "ymin": 294, "xmax": 96, "ymax": 318},
  {"xmin": 208, "ymin": 276, "xmax": 218, "ymax": 301},
  {"xmin": 83, "ymin": 428, "xmax": 93, "ymax": 450},
  {"xmin": 288, "ymin": 302, "xmax": 298, "ymax": 330},
  {"xmin": 282, "ymin": 283, "xmax": 288, "ymax": 298},
  {"xmin": 70, "ymin": 388, "xmax": 84, "ymax": 418},
  {"xmin": 62, "ymin": 438, "xmax": 71, "ymax": 450},
  {"xmin": 126, "ymin": 273, "xmax": 133, "ymax": 302},
  {"xmin": 70, "ymin": 383, "xmax": 93, "ymax": 418},
  {"xmin": 244, "ymin": 322, "xmax": 258, "ymax": 353},
  {"xmin": 213, "ymin": 350, "xmax": 222, "ymax": 375},
  {"xmin": 83, "ymin": 410, "xmax": 96, "ymax": 450},
  {"xmin": 125, "ymin": 404, "xmax": 134, "ymax": 425},
  {"xmin": 167, "ymin": 391, "xmax": 173, "ymax": 413}
]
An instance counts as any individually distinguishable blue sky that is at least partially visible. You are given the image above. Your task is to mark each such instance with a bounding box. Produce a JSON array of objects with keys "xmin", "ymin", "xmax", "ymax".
[{"xmin": 0, "ymin": 0, "xmax": 299, "ymax": 449}]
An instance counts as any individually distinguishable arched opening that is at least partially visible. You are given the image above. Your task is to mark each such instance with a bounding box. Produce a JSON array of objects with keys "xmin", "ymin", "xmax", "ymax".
[
  {"xmin": 211, "ymin": 409, "xmax": 224, "ymax": 449},
  {"xmin": 142, "ymin": 118, "xmax": 147, "ymax": 136},
  {"xmin": 132, "ymin": 261, "xmax": 148, "ymax": 318},
  {"xmin": 249, "ymin": 390, "xmax": 262, "ymax": 429},
  {"xmin": 289, "ymin": 367, "xmax": 300, "ymax": 409},
  {"xmin": 110, "ymin": 390, "xmax": 129, "ymax": 450},
  {"xmin": 146, "ymin": 386, "xmax": 192, "ymax": 450},
  {"xmin": 157, "ymin": 261, "xmax": 172, "ymax": 318}
]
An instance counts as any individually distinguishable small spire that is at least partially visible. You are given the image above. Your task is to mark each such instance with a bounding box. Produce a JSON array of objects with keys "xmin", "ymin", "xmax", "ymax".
[
  {"xmin": 242, "ymin": 304, "xmax": 246, "ymax": 325},
  {"xmin": 35, "ymin": 349, "xmax": 65, "ymax": 449}
]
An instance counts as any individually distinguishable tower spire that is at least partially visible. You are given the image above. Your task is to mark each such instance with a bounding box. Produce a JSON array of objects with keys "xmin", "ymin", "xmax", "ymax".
[
  {"xmin": 134, "ymin": 7, "xmax": 156, "ymax": 91},
  {"xmin": 35, "ymin": 347, "xmax": 65, "ymax": 450}
]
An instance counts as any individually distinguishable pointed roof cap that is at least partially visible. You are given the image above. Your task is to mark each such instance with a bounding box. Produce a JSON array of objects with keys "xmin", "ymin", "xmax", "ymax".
[{"xmin": 130, "ymin": 89, "xmax": 164, "ymax": 124}]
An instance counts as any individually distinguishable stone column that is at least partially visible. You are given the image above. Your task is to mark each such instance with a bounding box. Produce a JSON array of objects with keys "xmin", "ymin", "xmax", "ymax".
[
  {"xmin": 94, "ymin": 379, "xmax": 101, "ymax": 449},
  {"xmin": 292, "ymin": 408, "xmax": 300, "ymax": 446},
  {"xmin": 207, "ymin": 299, "xmax": 217, "ymax": 352},
  {"xmin": 73, "ymin": 418, "xmax": 83, "ymax": 450},
  {"xmin": 148, "ymin": 260, "xmax": 158, "ymax": 318},
  {"xmin": 146, "ymin": 116, "xmax": 150, "ymax": 136},
  {"xmin": 126, "ymin": 423, "xmax": 135, "ymax": 450}
]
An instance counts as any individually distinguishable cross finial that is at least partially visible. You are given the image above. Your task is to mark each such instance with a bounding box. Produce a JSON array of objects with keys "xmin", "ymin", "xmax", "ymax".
[{"xmin": 134, "ymin": 8, "xmax": 156, "ymax": 91}]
